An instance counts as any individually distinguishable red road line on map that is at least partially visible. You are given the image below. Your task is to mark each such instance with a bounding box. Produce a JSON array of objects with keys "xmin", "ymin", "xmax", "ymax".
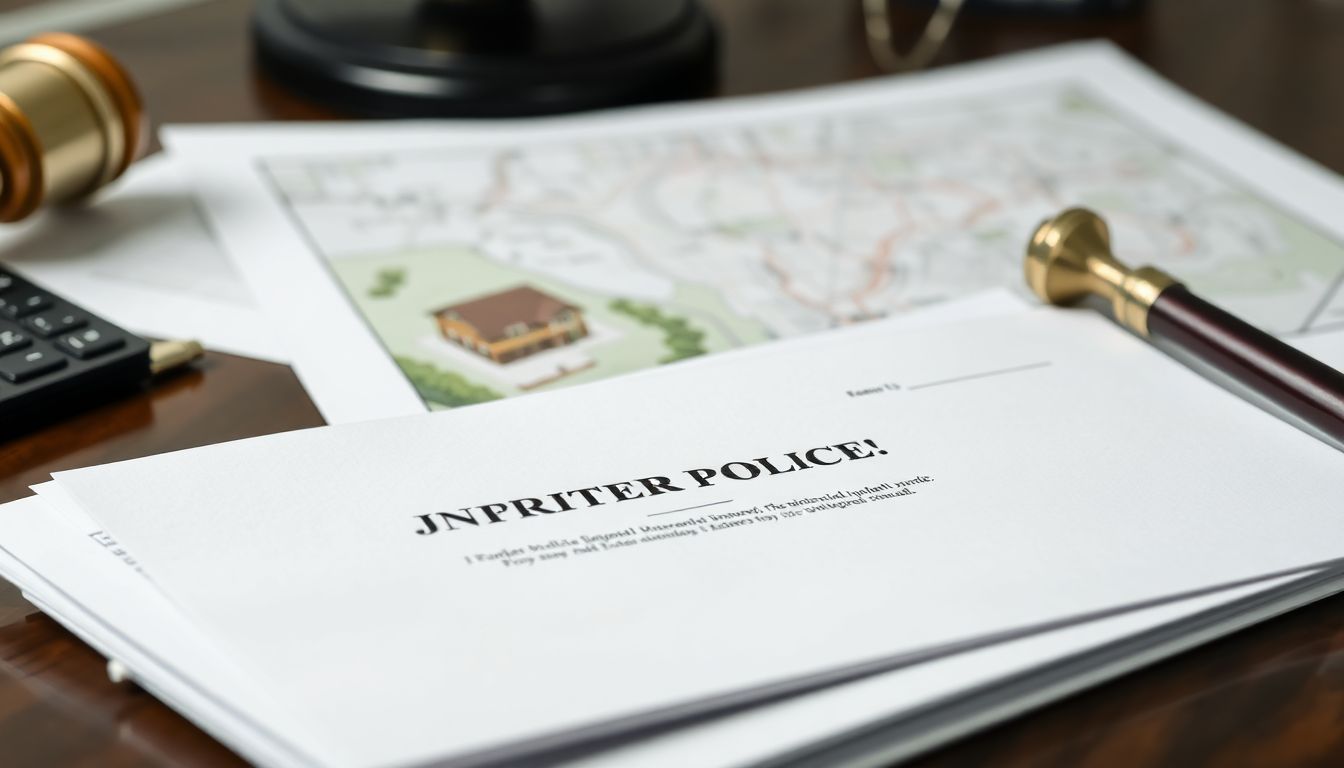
[{"xmin": 762, "ymin": 243, "xmax": 845, "ymax": 323}]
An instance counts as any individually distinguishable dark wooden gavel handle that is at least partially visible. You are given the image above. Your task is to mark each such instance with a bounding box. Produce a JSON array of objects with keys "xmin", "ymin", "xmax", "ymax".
[{"xmin": 1147, "ymin": 285, "xmax": 1344, "ymax": 447}]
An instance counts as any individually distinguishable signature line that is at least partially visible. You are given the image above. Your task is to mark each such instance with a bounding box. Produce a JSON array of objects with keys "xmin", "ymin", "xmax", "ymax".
[
  {"xmin": 907, "ymin": 361, "xmax": 1052, "ymax": 391},
  {"xmin": 648, "ymin": 499, "xmax": 735, "ymax": 517}
]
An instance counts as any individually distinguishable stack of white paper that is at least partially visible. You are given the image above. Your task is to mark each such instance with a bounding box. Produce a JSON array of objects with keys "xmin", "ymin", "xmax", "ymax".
[{"xmin": 3, "ymin": 302, "xmax": 1342, "ymax": 766}]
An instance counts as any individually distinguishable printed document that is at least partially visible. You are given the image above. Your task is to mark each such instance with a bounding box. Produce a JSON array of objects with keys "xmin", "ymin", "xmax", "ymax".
[
  {"xmin": 0, "ymin": 493, "xmax": 1334, "ymax": 768},
  {"xmin": 50, "ymin": 310, "xmax": 1344, "ymax": 767}
]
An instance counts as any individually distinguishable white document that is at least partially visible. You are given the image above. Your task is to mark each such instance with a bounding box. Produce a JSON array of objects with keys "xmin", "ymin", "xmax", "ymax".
[
  {"xmin": 49, "ymin": 309, "xmax": 1344, "ymax": 767},
  {"xmin": 0, "ymin": 154, "xmax": 286, "ymax": 362},
  {"xmin": 0, "ymin": 494, "xmax": 324, "ymax": 768},
  {"xmin": 0, "ymin": 291, "xmax": 1049, "ymax": 768},
  {"xmin": 1292, "ymin": 328, "xmax": 1344, "ymax": 371},
  {"xmin": 579, "ymin": 568, "xmax": 1342, "ymax": 768},
  {"xmin": 0, "ymin": 490, "xmax": 1335, "ymax": 768},
  {"xmin": 164, "ymin": 41, "xmax": 1344, "ymax": 424}
]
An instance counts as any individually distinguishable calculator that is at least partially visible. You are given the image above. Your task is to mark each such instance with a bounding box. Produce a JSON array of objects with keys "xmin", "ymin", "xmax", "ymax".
[{"xmin": 0, "ymin": 267, "xmax": 150, "ymax": 437}]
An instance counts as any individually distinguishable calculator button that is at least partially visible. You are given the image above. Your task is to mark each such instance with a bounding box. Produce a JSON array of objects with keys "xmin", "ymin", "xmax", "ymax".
[
  {"xmin": 26, "ymin": 311, "xmax": 86, "ymax": 337},
  {"xmin": 0, "ymin": 292, "xmax": 53, "ymax": 319},
  {"xmin": 0, "ymin": 348, "xmax": 66, "ymax": 383},
  {"xmin": 56, "ymin": 327, "xmax": 124, "ymax": 359},
  {"xmin": 0, "ymin": 274, "xmax": 12, "ymax": 292},
  {"xmin": 0, "ymin": 328, "xmax": 30, "ymax": 353}
]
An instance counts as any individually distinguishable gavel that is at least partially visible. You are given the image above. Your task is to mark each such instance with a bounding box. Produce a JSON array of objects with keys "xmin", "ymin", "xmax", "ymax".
[
  {"xmin": 0, "ymin": 33, "xmax": 145, "ymax": 223},
  {"xmin": 1026, "ymin": 207, "xmax": 1344, "ymax": 452}
]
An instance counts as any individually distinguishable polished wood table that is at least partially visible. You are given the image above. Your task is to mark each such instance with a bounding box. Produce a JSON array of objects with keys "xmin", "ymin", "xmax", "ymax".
[{"xmin": 2, "ymin": 1, "xmax": 1343, "ymax": 765}]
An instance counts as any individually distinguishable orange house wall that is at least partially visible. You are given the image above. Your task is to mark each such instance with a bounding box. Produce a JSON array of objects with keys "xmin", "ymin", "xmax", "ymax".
[{"xmin": 435, "ymin": 315, "xmax": 587, "ymax": 364}]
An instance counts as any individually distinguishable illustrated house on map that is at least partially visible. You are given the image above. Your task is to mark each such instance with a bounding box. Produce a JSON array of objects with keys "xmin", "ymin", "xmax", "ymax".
[{"xmin": 432, "ymin": 286, "xmax": 589, "ymax": 364}]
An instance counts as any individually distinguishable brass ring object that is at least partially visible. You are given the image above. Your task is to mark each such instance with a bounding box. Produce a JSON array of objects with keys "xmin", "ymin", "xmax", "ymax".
[
  {"xmin": 0, "ymin": 33, "xmax": 146, "ymax": 223},
  {"xmin": 863, "ymin": 0, "xmax": 966, "ymax": 73},
  {"xmin": 1025, "ymin": 208, "xmax": 1178, "ymax": 337}
]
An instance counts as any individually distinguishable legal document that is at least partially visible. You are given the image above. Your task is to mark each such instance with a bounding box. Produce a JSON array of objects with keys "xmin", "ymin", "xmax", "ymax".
[
  {"xmin": 1, "ymin": 491, "xmax": 1332, "ymax": 768},
  {"xmin": 49, "ymin": 308, "xmax": 1344, "ymax": 767}
]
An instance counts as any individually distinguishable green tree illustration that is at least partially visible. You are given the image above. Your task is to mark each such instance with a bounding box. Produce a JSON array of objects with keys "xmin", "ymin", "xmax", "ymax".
[
  {"xmin": 369, "ymin": 268, "xmax": 407, "ymax": 298},
  {"xmin": 609, "ymin": 299, "xmax": 708, "ymax": 363},
  {"xmin": 395, "ymin": 356, "xmax": 502, "ymax": 408}
]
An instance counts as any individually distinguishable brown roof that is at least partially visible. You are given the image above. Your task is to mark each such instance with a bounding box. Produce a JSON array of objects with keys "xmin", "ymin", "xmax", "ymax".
[{"xmin": 432, "ymin": 285, "xmax": 579, "ymax": 342}]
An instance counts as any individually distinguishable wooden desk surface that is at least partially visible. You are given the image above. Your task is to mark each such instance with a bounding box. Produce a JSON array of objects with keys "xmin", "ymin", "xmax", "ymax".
[{"xmin": 1, "ymin": 1, "xmax": 1342, "ymax": 765}]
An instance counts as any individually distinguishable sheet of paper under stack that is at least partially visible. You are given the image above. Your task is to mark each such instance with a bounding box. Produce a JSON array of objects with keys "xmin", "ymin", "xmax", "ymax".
[{"xmin": 2, "ymin": 297, "xmax": 1342, "ymax": 767}]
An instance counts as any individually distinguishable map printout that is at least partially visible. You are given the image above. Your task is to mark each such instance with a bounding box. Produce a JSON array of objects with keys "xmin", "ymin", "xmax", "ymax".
[{"xmin": 167, "ymin": 42, "xmax": 1344, "ymax": 422}]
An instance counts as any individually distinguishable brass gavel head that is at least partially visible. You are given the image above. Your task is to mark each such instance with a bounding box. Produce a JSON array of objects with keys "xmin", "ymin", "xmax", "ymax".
[
  {"xmin": 0, "ymin": 33, "xmax": 146, "ymax": 223},
  {"xmin": 1025, "ymin": 207, "xmax": 1178, "ymax": 337}
]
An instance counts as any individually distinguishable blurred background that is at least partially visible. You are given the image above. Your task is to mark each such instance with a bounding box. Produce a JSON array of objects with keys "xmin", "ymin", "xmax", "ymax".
[{"xmin": 0, "ymin": 0, "xmax": 1338, "ymax": 173}]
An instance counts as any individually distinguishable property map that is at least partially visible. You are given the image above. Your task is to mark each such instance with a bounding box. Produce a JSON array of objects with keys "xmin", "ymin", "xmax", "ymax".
[{"xmin": 260, "ymin": 85, "xmax": 1344, "ymax": 409}]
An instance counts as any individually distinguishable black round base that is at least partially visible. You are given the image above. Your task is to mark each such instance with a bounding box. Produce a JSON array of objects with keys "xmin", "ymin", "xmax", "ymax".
[{"xmin": 251, "ymin": 0, "xmax": 719, "ymax": 118}]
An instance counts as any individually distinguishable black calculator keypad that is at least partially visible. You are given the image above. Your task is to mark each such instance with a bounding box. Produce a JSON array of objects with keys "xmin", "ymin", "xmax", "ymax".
[
  {"xmin": 0, "ymin": 328, "xmax": 30, "ymax": 353},
  {"xmin": 0, "ymin": 291, "xmax": 53, "ymax": 318},
  {"xmin": 27, "ymin": 311, "xmax": 86, "ymax": 337},
  {"xmin": 0, "ymin": 348, "xmax": 66, "ymax": 383},
  {"xmin": 0, "ymin": 268, "xmax": 150, "ymax": 438},
  {"xmin": 56, "ymin": 326, "xmax": 124, "ymax": 359}
]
